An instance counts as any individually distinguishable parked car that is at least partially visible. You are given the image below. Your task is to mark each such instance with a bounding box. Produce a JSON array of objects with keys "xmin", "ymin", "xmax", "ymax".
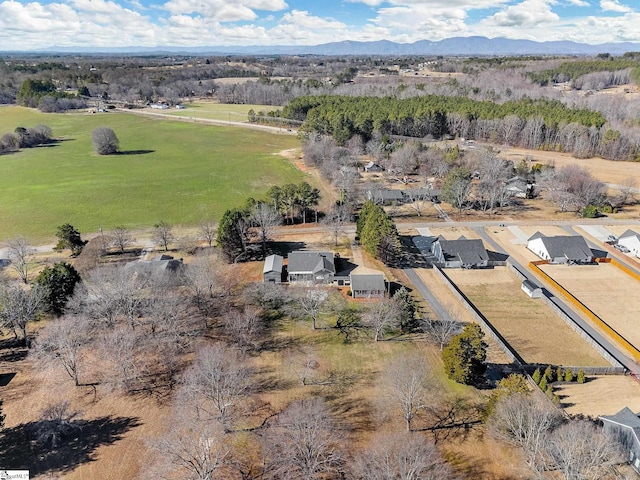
[
  {"xmin": 614, "ymin": 244, "xmax": 630, "ymax": 253},
  {"xmin": 606, "ymin": 235, "xmax": 617, "ymax": 242}
]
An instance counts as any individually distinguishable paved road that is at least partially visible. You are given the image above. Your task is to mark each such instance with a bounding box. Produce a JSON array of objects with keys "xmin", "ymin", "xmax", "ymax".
[
  {"xmin": 403, "ymin": 268, "xmax": 450, "ymax": 322},
  {"xmin": 473, "ymin": 226, "xmax": 640, "ymax": 374}
]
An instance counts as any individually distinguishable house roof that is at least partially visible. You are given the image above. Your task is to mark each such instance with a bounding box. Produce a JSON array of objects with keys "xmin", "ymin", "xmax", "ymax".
[
  {"xmin": 369, "ymin": 189, "xmax": 404, "ymax": 201},
  {"xmin": 619, "ymin": 229, "xmax": 640, "ymax": 240},
  {"xmin": 522, "ymin": 279, "xmax": 541, "ymax": 292},
  {"xmin": 123, "ymin": 258, "xmax": 183, "ymax": 276},
  {"xmin": 263, "ymin": 254, "xmax": 284, "ymax": 274},
  {"xmin": 288, "ymin": 252, "xmax": 335, "ymax": 275},
  {"xmin": 600, "ymin": 407, "xmax": 640, "ymax": 430},
  {"xmin": 437, "ymin": 237, "xmax": 489, "ymax": 264},
  {"xmin": 350, "ymin": 272, "xmax": 386, "ymax": 292},
  {"xmin": 528, "ymin": 234, "xmax": 592, "ymax": 261}
]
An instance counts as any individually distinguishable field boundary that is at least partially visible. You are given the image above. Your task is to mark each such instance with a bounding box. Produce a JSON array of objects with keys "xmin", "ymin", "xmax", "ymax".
[
  {"xmin": 529, "ymin": 260, "xmax": 640, "ymax": 364},
  {"xmin": 507, "ymin": 260, "xmax": 625, "ymax": 371}
]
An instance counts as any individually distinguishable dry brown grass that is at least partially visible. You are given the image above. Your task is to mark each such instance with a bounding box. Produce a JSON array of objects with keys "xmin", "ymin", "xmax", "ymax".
[
  {"xmin": 446, "ymin": 267, "xmax": 610, "ymax": 366},
  {"xmin": 554, "ymin": 375, "xmax": 640, "ymax": 417},
  {"xmin": 539, "ymin": 263, "xmax": 640, "ymax": 350}
]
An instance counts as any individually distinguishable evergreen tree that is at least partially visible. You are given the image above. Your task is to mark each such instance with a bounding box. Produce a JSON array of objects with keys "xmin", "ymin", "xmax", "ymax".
[
  {"xmin": 532, "ymin": 368, "xmax": 542, "ymax": 384},
  {"xmin": 216, "ymin": 208, "xmax": 249, "ymax": 263},
  {"xmin": 442, "ymin": 323, "xmax": 487, "ymax": 385},
  {"xmin": 54, "ymin": 223, "xmax": 87, "ymax": 256},
  {"xmin": 577, "ymin": 369, "xmax": 586, "ymax": 384},
  {"xmin": 564, "ymin": 368, "xmax": 574, "ymax": 382},
  {"xmin": 35, "ymin": 262, "xmax": 81, "ymax": 315}
]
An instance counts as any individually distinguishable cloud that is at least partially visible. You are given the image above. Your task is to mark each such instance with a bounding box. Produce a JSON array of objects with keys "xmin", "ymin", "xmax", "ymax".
[
  {"xmin": 162, "ymin": 0, "xmax": 287, "ymax": 21},
  {"xmin": 565, "ymin": 0, "xmax": 589, "ymax": 6},
  {"xmin": 279, "ymin": 9, "xmax": 346, "ymax": 29},
  {"xmin": 600, "ymin": 0, "xmax": 632, "ymax": 12},
  {"xmin": 483, "ymin": 0, "xmax": 560, "ymax": 27}
]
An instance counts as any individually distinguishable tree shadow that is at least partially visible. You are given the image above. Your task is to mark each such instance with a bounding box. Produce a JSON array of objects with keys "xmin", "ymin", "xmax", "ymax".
[
  {"xmin": 117, "ymin": 150, "xmax": 155, "ymax": 155},
  {"xmin": 0, "ymin": 415, "xmax": 141, "ymax": 476},
  {"xmin": 0, "ymin": 337, "xmax": 28, "ymax": 363}
]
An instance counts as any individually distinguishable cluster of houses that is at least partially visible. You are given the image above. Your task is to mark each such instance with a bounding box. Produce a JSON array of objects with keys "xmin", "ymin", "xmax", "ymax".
[
  {"xmin": 364, "ymin": 186, "xmax": 441, "ymax": 205},
  {"xmin": 263, "ymin": 251, "xmax": 387, "ymax": 299}
]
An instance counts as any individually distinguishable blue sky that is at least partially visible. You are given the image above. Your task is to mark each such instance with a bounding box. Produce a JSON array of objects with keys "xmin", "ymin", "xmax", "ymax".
[{"xmin": 0, "ymin": 0, "xmax": 638, "ymax": 50}]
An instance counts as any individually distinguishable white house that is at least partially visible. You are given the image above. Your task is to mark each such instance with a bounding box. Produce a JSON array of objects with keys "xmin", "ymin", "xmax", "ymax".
[
  {"xmin": 526, "ymin": 232, "xmax": 593, "ymax": 264},
  {"xmin": 618, "ymin": 230, "xmax": 640, "ymax": 257}
]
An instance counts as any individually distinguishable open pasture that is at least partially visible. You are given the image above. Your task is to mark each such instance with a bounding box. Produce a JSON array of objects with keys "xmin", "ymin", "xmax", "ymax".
[
  {"xmin": 163, "ymin": 102, "xmax": 276, "ymax": 122},
  {"xmin": 446, "ymin": 266, "xmax": 609, "ymax": 367},
  {"xmin": 0, "ymin": 107, "xmax": 302, "ymax": 241},
  {"xmin": 539, "ymin": 263, "xmax": 640, "ymax": 351}
]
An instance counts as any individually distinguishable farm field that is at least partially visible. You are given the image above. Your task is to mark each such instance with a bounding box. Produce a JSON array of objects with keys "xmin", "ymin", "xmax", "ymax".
[
  {"xmin": 445, "ymin": 267, "xmax": 610, "ymax": 367},
  {"xmin": 539, "ymin": 263, "xmax": 640, "ymax": 351},
  {"xmin": 554, "ymin": 375, "xmax": 640, "ymax": 417},
  {"xmin": 0, "ymin": 107, "xmax": 302, "ymax": 241},
  {"xmin": 162, "ymin": 102, "xmax": 276, "ymax": 122}
]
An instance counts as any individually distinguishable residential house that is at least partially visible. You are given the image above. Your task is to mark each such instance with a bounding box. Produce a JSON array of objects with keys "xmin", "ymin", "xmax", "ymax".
[
  {"xmin": 366, "ymin": 188, "xmax": 405, "ymax": 205},
  {"xmin": 527, "ymin": 232, "xmax": 593, "ymax": 264},
  {"xmin": 287, "ymin": 251, "xmax": 336, "ymax": 285},
  {"xmin": 600, "ymin": 407, "xmax": 640, "ymax": 474},
  {"xmin": 431, "ymin": 236, "xmax": 489, "ymax": 269},
  {"xmin": 263, "ymin": 254, "xmax": 284, "ymax": 283},
  {"xmin": 364, "ymin": 161, "xmax": 383, "ymax": 172},
  {"xmin": 350, "ymin": 272, "xmax": 386, "ymax": 299},
  {"xmin": 618, "ymin": 230, "xmax": 640, "ymax": 257},
  {"xmin": 504, "ymin": 176, "xmax": 532, "ymax": 199},
  {"xmin": 123, "ymin": 254, "xmax": 183, "ymax": 279}
]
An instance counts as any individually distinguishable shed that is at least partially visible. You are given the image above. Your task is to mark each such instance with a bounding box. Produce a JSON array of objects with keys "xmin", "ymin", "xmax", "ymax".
[
  {"xmin": 526, "ymin": 232, "xmax": 593, "ymax": 264},
  {"xmin": 618, "ymin": 229, "xmax": 640, "ymax": 258},
  {"xmin": 350, "ymin": 272, "xmax": 386, "ymax": 299},
  {"xmin": 521, "ymin": 279, "xmax": 543, "ymax": 298},
  {"xmin": 431, "ymin": 236, "xmax": 489, "ymax": 268},
  {"xmin": 263, "ymin": 254, "xmax": 284, "ymax": 283},
  {"xmin": 600, "ymin": 407, "xmax": 640, "ymax": 473},
  {"xmin": 364, "ymin": 161, "xmax": 383, "ymax": 172}
]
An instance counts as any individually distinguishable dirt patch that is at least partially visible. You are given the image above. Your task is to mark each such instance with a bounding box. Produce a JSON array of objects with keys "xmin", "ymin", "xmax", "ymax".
[{"xmin": 446, "ymin": 267, "xmax": 609, "ymax": 367}]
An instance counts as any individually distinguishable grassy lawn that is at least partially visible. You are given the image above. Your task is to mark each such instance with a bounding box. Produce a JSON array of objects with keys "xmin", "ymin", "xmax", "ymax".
[
  {"xmin": 0, "ymin": 106, "xmax": 302, "ymax": 241},
  {"xmin": 163, "ymin": 102, "xmax": 278, "ymax": 122}
]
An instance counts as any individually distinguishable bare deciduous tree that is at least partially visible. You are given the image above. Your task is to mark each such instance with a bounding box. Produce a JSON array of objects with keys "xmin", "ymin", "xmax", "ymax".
[
  {"xmin": 0, "ymin": 283, "xmax": 44, "ymax": 346},
  {"xmin": 545, "ymin": 420, "xmax": 623, "ymax": 480},
  {"xmin": 421, "ymin": 309, "xmax": 464, "ymax": 351},
  {"xmin": 381, "ymin": 353, "xmax": 432, "ymax": 431},
  {"xmin": 34, "ymin": 400, "xmax": 82, "ymax": 449},
  {"xmin": 489, "ymin": 393, "xmax": 563, "ymax": 474},
  {"xmin": 251, "ymin": 202, "xmax": 281, "ymax": 258},
  {"xmin": 33, "ymin": 315, "xmax": 90, "ymax": 386},
  {"xmin": 353, "ymin": 431, "xmax": 457, "ymax": 480},
  {"xmin": 5, "ymin": 236, "xmax": 35, "ymax": 284},
  {"xmin": 323, "ymin": 205, "xmax": 349, "ymax": 246},
  {"xmin": 199, "ymin": 220, "xmax": 216, "ymax": 248},
  {"xmin": 153, "ymin": 221, "xmax": 174, "ymax": 251},
  {"xmin": 181, "ymin": 343, "xmax": 253, "ymax": 432},
  {"xmin": 362, "ymin": 299, "xmax": 400, "ymax": 342},
  {"xmin": 149, "ymin": 410, "xmax": 231, "ymax": 480},
  {"xmin": 98, "ymin": 326, "xmax": 148, "ymax": 393},
  {"xmin": 110, "ymin": 226, "xmax": 133, "ymax": 254},
  {"xmin": 264, "ymin": 397, "xmax": 342, "ymax": 480},
  {"xmin": 293, "ymin": 287, "xmax": 329, "ymax": 330},
  {"xmin": 224, "ymin": 306, "xmax": 264, "ymax": 352}
]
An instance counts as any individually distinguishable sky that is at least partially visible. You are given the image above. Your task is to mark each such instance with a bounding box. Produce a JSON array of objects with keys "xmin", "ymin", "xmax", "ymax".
[{"xmin": 0, "ymin": 0, "xmax": 639, "ymax": 50}]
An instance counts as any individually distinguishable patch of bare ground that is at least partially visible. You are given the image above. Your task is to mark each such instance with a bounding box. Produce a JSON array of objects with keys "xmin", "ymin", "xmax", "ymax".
[{"xmin": 446, "ymin": 267, "xmax": 609, "ymax": 367}]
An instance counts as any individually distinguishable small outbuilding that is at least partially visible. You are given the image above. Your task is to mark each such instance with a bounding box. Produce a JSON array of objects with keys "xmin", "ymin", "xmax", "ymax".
[
  {"xmin": 618, "ymin": 229, "xmax": 640, "ymax": 257},
  {"xmin": 350, "ymin": 272, "xmax": 386, "ymax": 299},
  {"xmin": 521, "ymin": 279, "xmax": 543, "ymax": 298},
  {"xmin": 364, "ymin": 161, "xmax": 383, "ymax": 172},
  {"xmin": 431, "ymin": 236, "xmax": 489, "ymax": 269},
  {"xmin": 526, "ymin": 232, "xmax": 593, "ymax": 264},
  {"xmin": 263, "ymin": 254, "xmax": 284, "ymax": 283}
]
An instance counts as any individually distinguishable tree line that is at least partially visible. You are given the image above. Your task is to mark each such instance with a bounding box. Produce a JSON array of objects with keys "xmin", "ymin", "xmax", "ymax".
[
  {"xmin": 0, "ymin": 125, "xmax": 54, "ymax": 154},
  {"xmin": 527, "ymin": 58, "xmax": 640, "ymax": 85}
]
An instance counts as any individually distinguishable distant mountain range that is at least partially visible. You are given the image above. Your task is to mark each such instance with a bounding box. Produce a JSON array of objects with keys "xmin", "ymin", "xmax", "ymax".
[{"xmin": 19, "ymin": 36, "xmax": 640, "ymax": 56}]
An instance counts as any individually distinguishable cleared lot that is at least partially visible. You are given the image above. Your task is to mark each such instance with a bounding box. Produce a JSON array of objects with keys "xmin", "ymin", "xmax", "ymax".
[
  {"xmin": 539, "ymin": 263, "xmax": 640, "ymax": 351},
  {"xmin": 555, "ymin": 375, "xmax": 640, "ymax": 417},
  {"xmin": 445, "ymin": 267, "xmax": 610, "ymax": 366}
]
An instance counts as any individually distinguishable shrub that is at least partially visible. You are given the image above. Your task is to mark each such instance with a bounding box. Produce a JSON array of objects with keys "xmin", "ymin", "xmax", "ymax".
[
  {"xmin": 564, "ymin": 368, "xmax": 574, "ymax": 382},
  {"xmin": 556, "ymin": 367, "xmax": 564, "ymax": 382},
  {"xmin": 577, "ymin": 369, "xmax": 586, "ymax": 384},
  {"xmin": 544, "ymin": 365, "xmax": 554, "ymax": 382},
  {"xmin": 582, "ymin": 204, "xmax": 598, "ymax": 218},
  {"xmin": 92, "ymin": 127, "xmax": 119, "ymax": 155},
  {"xmin": 532, "ymin": 368, "xmax": 541, "ymax": 384},
  {"xmin": 539, "ymin": 376, "xmax": 548, "ymax": 391}
]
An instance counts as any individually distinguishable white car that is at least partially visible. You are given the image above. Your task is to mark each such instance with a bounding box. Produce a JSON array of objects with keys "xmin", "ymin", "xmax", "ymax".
[{"xmin": 614, "ymin": 244, "xmax": 630, "ymax": 253}]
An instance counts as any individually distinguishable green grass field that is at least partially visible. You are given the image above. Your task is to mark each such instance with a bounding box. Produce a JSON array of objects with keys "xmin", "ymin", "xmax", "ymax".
[
  {"xmin": 0, "ymin": 106, "xmax": 302, "ymax": 241},
  {"xmin": 163, "ymin": 103, "xmax": 277, "ymax": 122}
]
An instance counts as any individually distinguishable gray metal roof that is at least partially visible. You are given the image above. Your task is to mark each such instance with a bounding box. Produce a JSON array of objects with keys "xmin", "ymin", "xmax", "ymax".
[
  {"xmin": 263, "ymin": 254, "xmax": 284, "ymax": 274},
  {"xmin": 529, "ymin": 234, "xmax": 592, "ymax": 261},
  {"xmin": 350, "ymin": 272, "xmax": 386, "ymax": 292},
  {"xmin": 439, "ymin": 238, "xmax": 489, "ymax": 264},
  {"xmin": 600, "ymin": 407, "xmax": 640, "ymax": 429},
  {"xmin": 287, "ymin": 252, "xmax": 335, "ymax": 275},
  {"xmin": 522, "ymin": 279, "xmax": 541, "ymax": 292},
  {"xmin": 123, "ymin": 258, "xmax": 183, "ymax": 276},
  {"xmin": 619, "ymin": 229, "xmax": 640, "ymax": 240}
]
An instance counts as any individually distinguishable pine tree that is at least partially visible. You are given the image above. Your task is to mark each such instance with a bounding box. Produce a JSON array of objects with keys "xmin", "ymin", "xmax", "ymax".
[
  {"xmin": 532, "ymin": 368, "xmax": 542, "ymax": 384},
  {"xmin": 442, "ymin": 324, "xmax": 487, "ymax": 385},
  {"xmin": 577, "ymin": 369, "xmax": 586, "ymax": 384},
  {"xmin": 564, "ymin": 368, "xmax": 574, "ymax": 382}
]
